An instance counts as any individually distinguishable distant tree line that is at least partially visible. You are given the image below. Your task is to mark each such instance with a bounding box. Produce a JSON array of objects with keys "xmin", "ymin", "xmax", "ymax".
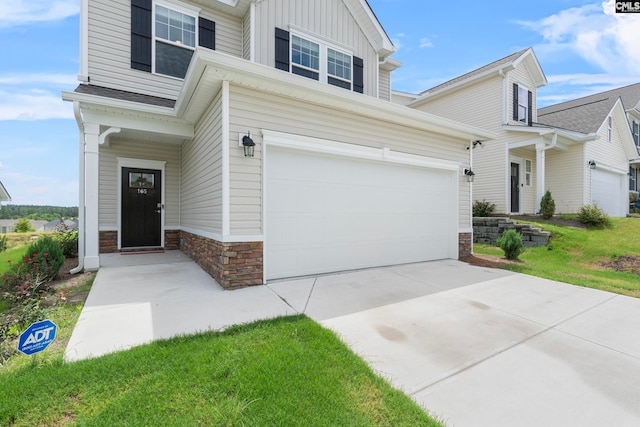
[{"xmin": 0, "ymin": 205, "xmax": 78, "ymax": 221}]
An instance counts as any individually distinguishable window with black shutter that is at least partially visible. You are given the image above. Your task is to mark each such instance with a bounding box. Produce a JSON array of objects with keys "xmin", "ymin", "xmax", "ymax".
[
  {"xmin": 131, "ymin": 1, "xmax": 216, "ymax": 79},
  {"xmin": 513, "ymin": 83, "xmax": 532, "ymax": 125}
]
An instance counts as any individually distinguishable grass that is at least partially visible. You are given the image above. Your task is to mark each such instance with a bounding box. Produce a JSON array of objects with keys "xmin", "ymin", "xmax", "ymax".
[
  {"xmin": 0, "ymin": 245, "xmax": 27, "ymax": 275},
  {"xmin": 475, "ymin": 217, "xmax": 640, "ymax": 297},
  {"xmin": 0, "ymin": 314, "xmax": 443, "ymax": 427}
]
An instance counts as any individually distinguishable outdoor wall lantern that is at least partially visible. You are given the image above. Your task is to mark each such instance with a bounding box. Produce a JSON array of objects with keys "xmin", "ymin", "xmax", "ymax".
[
  {"xmin": 242, "ymin": 132, "xmax": 255, "ymax": 158},
  {"xmin": 464, "ymin": 168, "xmax": 475, "ymax": 183},
  {"xmin": 588, "ymin": 160, "xmax": 597, "ymax": 169}
]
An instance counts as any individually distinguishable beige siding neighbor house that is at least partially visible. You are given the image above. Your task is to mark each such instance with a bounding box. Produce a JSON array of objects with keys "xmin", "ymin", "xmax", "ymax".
[
  {"xmin": 395, "ymin": 49, "xmax": 639, "ymax": 218},
  {"xmin": 63, "ymin": 0, "xmax": 493, "ymax": 287}
]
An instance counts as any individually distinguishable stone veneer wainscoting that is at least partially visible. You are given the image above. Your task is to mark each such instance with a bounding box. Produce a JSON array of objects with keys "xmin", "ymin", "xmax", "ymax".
[
  {"xmin": 179, "ymin": 230, "xmax": 263, "ymax": 290},
  {"xmin": 458, "ymin": 232, "xmax": 472, "ymax": 257},
  {"xmin": 99, "ymin": 230, "xmax": 182, "ymax": 253}
]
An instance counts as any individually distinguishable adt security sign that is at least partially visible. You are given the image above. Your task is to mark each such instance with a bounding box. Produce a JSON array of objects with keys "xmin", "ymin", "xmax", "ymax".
[{"xmin": 17, "ymin": 319, "xmax": 57, "ymax": 356}]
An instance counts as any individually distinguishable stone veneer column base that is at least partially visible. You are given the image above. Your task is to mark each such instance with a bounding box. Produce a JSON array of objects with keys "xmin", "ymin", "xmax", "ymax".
[
  {"xmin": 458, "ymin": 232, "xmax": 472, "ymax": 258},
  {"xmin": 99, "ymin": 231, "xmax": 118, "ymax": 253},
  {"xmin": 179, "ymin": 230, "xmax": 263, "ymax": 290},
  {"xmin": 164, "ymin": 230, "xmax": 180, "ymax": 250}
]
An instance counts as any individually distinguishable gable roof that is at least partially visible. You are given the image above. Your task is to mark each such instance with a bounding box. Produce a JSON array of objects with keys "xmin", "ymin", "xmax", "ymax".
[
  {"xmin": 0, "ymin": 181, "xmax": 10, "ymax": 202},
  {"xmin": 537, "ymin": 82, "xmax": 640, "ymax": 134},
  {"xmin": 408, "ymin": 48, "xmax": 547, "ymax": 107}
]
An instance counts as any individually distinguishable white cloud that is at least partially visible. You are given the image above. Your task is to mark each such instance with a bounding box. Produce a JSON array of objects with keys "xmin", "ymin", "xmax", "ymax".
[
  {"xmin": 0, "ymin": 89, "xmax": 73, "ymax": 120},
  {"xmin": 519, "ymin": 1, "xmax": 640, "ymax": 76},
  {"xmin": 0, "ymin": 0, "xmax": 79, "ymax": 27},
  {"xmin": 419, "ymin": 37, "xmax": 433, "ymax": 49}
]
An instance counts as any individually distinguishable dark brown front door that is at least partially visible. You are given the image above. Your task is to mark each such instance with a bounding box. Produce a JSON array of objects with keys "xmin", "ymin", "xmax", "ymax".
[
  {"xmin": 511, "ymin": 162, "xmax": 520, "ymax": 213},
  {"xmin": 121, "ymin": 168, "xmax": 162, "ymax": 248}
]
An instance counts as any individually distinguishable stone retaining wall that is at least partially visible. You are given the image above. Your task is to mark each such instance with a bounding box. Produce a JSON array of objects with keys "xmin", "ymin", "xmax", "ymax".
[{"xmin": 473, "ymin": 217, "xmax": 550, "ymax": 247}]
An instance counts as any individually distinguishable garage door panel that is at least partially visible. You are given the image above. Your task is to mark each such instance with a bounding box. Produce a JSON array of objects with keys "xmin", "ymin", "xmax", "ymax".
[
  {"xmin": 592, "ymin": 169, "xmax": 625, "ymax": 217},
  {"xmin": 266, "ymin": 147, "xmax": 457, "ymax": 280}
]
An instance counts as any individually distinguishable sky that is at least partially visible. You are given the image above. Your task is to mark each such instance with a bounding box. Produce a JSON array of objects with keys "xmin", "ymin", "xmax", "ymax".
[{"xmin": 0, "ymin": 0, "xmax": 638, "ymax": 207}]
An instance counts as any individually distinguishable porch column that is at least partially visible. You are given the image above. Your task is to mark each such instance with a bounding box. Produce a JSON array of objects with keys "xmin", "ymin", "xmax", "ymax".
[
  {"xmin": 535, "ymin": 142, "xmax": 546, "ymax": 213},
  {"xmin": 84, "ymin": 123, "xmax": 100, "ymax": 270}
]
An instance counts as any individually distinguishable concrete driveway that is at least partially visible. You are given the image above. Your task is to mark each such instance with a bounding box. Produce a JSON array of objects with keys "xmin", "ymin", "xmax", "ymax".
[{"xmin": 66, "ymin": 252, "xmax": 640, "ymax": 426}]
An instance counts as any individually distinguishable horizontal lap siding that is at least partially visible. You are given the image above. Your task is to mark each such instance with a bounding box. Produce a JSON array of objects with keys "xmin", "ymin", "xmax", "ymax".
[
  {"xmin": 88, "ymin": 0, "xmax": 242, "ymax": 100},
  {"xmin": 546, "ymin": 144, "xmax": 585, "ymax": 213},
  {"xmin": 414, "ymin": 77, "xmax": 506, "ymax": 213},
  {"xmin": 587, "ymin": 120, "xmax": 630, "ymax": 172},
  {"xmin": 228, "ymin": 84, "xmax": 469, "ymax": 233},
  {"xmin": 98, "ymin": 139, "xmax": 180, "ymax": 229},
  {"xmin": 254, "ymin": 0, "xmax": 377, "ymax": 97},
  {"xmin": 181, "ymin": 91, "xmax": 223, "ymax": 234}
]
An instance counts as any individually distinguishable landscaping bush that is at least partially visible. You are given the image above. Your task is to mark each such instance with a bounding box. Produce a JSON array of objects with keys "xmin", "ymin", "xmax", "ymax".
[
  {"xmin": 497, "ymin": 229, "xmax": 524, "ymax": 260},
  {"xmin": 473, "ymin": 199, "xmax": 496, "ymax": 217},
  {"xmin": 577, "ymin": 204, "xmax": 611, "ymax": 228},
  {"xmin": 24, "ymin": 236, "xmax": 65, "ymax": 282},
  {"xmin": 0, "ymin": 235, "xmax": 7, "ymax": 253},
  {"xmin": 13, "ymin": 218, "xmax": 34, "ymax": 233},
  {"xmin": 540, "ymin": 190, "xmax": 556, "ymax": 219},
  {"xmin": 54, "ymin": 229, "xmax": 78, "ymax": 258}
]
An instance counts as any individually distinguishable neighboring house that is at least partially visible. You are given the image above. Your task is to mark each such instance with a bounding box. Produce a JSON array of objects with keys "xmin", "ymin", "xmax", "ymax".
[
  {"xmin": 0, "ymin": 220, "xmax": 15, "ymax": 234},
  {"xmin": 394, "ymin": 49, "xmax": 638, "ymax": 217},
  {"xmin": 0, "ymin": 181, "xmax": 10, "ymax": 208},
  {"xmin": 62, "ymin": 0, "xmax": 493, "ymax": 287},
  {"xmin": 537, "ymin": 82, "xmax": 640, "ymax": 210},
  {"xmin": 43, "ymin": 220, "xmax": 79, "ymax": 232}
]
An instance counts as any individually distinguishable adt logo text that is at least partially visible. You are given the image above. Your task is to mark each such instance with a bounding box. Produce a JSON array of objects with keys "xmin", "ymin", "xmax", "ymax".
[
  {"xmin": 17, "ymin": 320, "xmax": 58, "ymax": 356},
  {"xmin": 615, "ymin": 1, "xmax": 640, "ymax": 12}
]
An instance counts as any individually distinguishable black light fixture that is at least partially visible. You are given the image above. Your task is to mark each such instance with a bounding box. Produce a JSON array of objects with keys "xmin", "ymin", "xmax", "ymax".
[
  {"xmin": 466, "ymin": 140, "xmax": 483, "ymax": 150},
  {"xmin": 588, "ymin": 160, "xmax": 596, "ymax": 169},
  {"xmin": 242, "ymin": 132, "xmax": 255, "ymax": 158},
  {"xmin": 464, "ymin": 168, "xmax": 475, "ymax": 183}
]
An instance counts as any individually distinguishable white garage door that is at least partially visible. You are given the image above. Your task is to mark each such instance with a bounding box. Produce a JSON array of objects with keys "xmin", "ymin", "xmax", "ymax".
[
  {"xmin": 265, "ymin": 146, "xmax": 458, "ymax": 280},
  {"xmin": 592, "ymin": 168, "xmax": 626, "ymax": 217}
]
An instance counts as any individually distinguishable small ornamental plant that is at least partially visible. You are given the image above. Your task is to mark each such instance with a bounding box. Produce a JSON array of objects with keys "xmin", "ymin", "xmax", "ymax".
[
  {"xmin": 497, "ymin": 229, "xmax": 524, "ymax": 260},
  {"xmin": 540, "ymin": 190, "xmax": 556, "ymax": 219}
]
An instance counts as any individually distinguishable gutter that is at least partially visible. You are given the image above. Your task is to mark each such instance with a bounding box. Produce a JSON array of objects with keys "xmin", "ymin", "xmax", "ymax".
[{"xmin": 70, "ymin": 101, "xmax": 85, "ymax": 275}]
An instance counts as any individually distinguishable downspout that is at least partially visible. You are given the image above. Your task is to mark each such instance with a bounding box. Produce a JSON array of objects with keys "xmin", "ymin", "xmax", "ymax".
[
  {"xmin": 469, "ymin": 140, "xmax": 474, "ymax": 254},
  {"xmin": 70, "ymin": 102, "xmax": 85, "ymax": 274}
]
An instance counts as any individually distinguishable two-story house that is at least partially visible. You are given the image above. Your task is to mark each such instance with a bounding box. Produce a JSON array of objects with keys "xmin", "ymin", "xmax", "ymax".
[
  {"xmin": 395, "ymin": 48, "xmax": 638, "ymax": 217},
  {"xmin": 63, "ymin": 0, "xmax": 493, "ymax": 287},
  {"xmin": 0, "ymin": 181, "xmax": 10, "ymax": 208}
]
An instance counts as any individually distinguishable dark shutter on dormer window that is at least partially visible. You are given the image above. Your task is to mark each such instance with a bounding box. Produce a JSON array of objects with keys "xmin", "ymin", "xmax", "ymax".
[
  {"xmin": 353, "ymin": 56, "xmax": 364, "ymax": 94},
  {"xmin": 131, "ymin": 0, "xmax": 152, "ymax": 72},
  {"xmin": 512, "ymin": 83, "xmax": 518, "ymax": 121},
  {"xmin": 527, "ymin": 90, "xmax": 533, "ymax": 126},
  {"xmin": 275, "ymin": 28, "xmax": 290, "ymax": 71},
  {"xmin": 199, "ymin": 18, "xmax": 215, "ymax": 50}
]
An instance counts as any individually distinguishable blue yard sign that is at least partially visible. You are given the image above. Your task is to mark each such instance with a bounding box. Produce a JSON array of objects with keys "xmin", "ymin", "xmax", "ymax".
[{"xmin": 17, "ymin": 319, "xmax": 58, "ymax": 356}]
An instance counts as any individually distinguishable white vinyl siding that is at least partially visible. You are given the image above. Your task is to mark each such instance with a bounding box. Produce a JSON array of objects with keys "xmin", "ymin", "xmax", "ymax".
[
  {"xmin": 253, "ymin": 0, "xmax": 377, "ymax": 97},
  {"xmin": 509, "ymin": 66, "xmax": 538, "ymax": 124},
  {"xmin": 588, "ymin": 116, "xmax": 631, "ymax": 172},
  {"xmin": 379, "ymin": 69, "xmax": 391, "ymax": 101},
  {"xmin": 98, "ymin": 139, "xmax": 180, "ymax": 229},
  {"xmin": 181, "ymin": 90, "xmax": 224, "ymax": 234},
  {"xmin": 88, "ymin": 0, "xmax": 242, "ymax": 100},
  {"xmin": 546, "ymin": 144, "xmax": 586, "ymax": 214},
  {"xmin": 228, "ymin": 84, "xmax": 470, "ymax": 233}
]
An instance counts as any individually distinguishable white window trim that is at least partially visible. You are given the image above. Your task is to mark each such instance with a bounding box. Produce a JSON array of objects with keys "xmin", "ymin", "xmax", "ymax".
[
  {"xmin": 152, "ymin": 0, "xmax": 200, "ymax": 79},
  {"xmin": 288, "ymin": 27, "xmax": 354, "ymax": 87},
  {"xmin": 517, "ymin": 84, "xmax": 530, "ymax": 124},
  {"xmin": 633, "ymin": 120, "xmax": 639, "ymax": 146},
  {"xmin": 525, "ymin": 159, "xmax": 532, "ymax": 187}
]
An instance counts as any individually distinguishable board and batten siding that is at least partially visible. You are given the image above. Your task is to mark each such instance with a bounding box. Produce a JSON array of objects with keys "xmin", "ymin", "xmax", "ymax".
[
  {"xmin": 228, "ymin": 84, "xmax": 471, "ymax": 234},
  {"xmin": 87, "ymin": 0, "xmax": 243, "ymax": 100},
  {"xmin": 253, "ymin": 0, "xmax": 378, "ymax": 97},
  {"xmin": 98, "ymin": 139, "xmax": 180, "ymax": 229},
  {"xmin": 546, "ymin": 144, "xmax": 586, "ymax": 214},
  {"xmin": 181, "ymin": 90, "xmax": 224, "ymax": 235}
]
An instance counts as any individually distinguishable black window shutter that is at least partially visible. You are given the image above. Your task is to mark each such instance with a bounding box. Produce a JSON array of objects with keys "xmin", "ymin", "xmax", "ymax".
[
  {"xmin": 512, "ymin": 83, "xmax": 518, "ymax": 121},
  {"xmin": 199, "ymin": 17, "xmax": 215, "ymax": 50},
  {"xmin": 131, "ymin": 0, "xmax": 152, "ymax": 72},
  {"xmin": 353, "ymin": 56, "xmax": 364, "ymax": 94},
  {"xmin": 527, "ymin": 90, "xmax": 533, "ymax": 126},
  {"xmin": 275, "ymin": 27, "xmax": 290, "ymax": 71}
]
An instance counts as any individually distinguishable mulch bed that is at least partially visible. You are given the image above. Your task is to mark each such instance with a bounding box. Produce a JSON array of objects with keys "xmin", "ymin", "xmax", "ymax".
[
  {"xmin": 601, "ymin": 256, "xmax": 640, "ymax": 275},
  {"xmin": 460, "ymin": 254, "xmax": 521, "ymax": 269}
]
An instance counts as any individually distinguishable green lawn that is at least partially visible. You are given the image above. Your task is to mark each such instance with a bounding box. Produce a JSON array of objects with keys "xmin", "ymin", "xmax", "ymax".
[
  {"xmin": 475, "ymin": 217, "xmax": 640, "ymax": 297},
  {"xmin": 1, "ymin": 315, "xmax": 443, "ymax": 427},
  {"xmin": 0, "ymin": 245, "xmax": 27, "ymax": 275}
]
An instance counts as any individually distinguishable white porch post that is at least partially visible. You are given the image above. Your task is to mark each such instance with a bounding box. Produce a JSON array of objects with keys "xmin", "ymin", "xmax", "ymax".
[
  {"xmin": 536, "ymin": 142, "xmax": 546, "ymax": 213},
  {"xmin": 84, "ymin": 123, "xmax": 101, "ymax": 270}
]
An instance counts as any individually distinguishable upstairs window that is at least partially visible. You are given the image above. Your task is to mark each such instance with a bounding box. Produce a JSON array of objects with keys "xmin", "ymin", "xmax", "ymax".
[
  {"xmin": 513, "ymin": 83, "xmax": 533, "ymax": 126},
  {"xmin": 633, "ymin": 120, "xmax": 639, "ymax": 146},
  {"xmin": 131, "ymin": 0, "xmax": 215, "ymax": 79},
  {"xmin": 154, "ymin": 5, "xmax": 196, "ymax": 78},
  {"xmin": 275, "ymin": 28, "xmax": 363, "ymax": 93}
]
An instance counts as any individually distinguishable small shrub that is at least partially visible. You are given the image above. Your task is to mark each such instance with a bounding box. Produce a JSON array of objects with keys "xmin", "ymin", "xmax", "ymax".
[
  {"xmin": 54, "ymin": 229, "xmax": 78, "ymax": 258},
  {"xmin": 577, "ymin": 204, "xmax": 611, "ymax": 228},
  {"xmin": 539, "ymin": 190, "xmax": 556, "ymax": 219},
  {"xmin": 0, "ymin": 235, "xmax": 7, "ymax": 253},
  {"xmin": 497, "ymin": 229, "xmax": 524, "ymax": 260},
  {"xmin": 14, "ymin": 218, "xmax": 34, "ymax": 233},
  {"xmin": 24, "ymin": 236, "xmax": 65, "ymax": 282},
  {"xmin": 473, "ymin": 199, "xmax": 496, "ymax": 217}
]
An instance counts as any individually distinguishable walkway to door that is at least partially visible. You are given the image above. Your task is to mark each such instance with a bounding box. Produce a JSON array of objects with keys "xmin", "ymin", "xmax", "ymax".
[{"xmin": 66, "ymin": 251, "xmax": 640, "ymax": 426}]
